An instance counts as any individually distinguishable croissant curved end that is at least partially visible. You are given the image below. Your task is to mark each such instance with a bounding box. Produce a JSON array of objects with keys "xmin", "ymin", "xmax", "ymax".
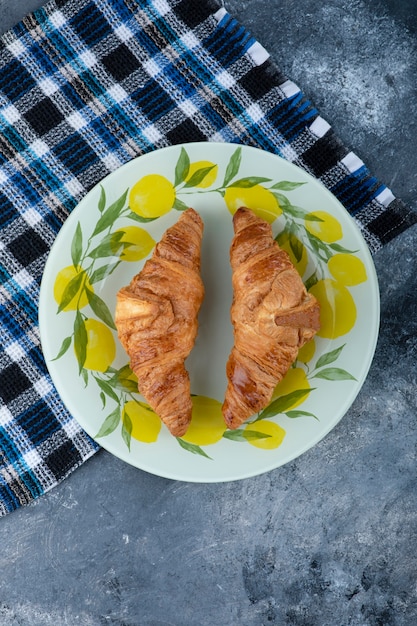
[
  {"xmin": 114, "ymin": 208, "xmax": 204, "ymax": 437},
  {"xmin": 222, "ymin": 206, "xmax": 321, "ymax": 429}
]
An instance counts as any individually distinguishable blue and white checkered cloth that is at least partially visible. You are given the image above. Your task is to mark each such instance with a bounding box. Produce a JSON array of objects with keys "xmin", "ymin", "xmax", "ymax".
[{"xmin": 1, "ymin": 0, "xmax": 416, "ymax": 515}]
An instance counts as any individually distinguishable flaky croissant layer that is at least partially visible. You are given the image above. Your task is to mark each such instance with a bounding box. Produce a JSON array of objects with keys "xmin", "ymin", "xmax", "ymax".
[
  {"xmin": 222, "ymin": 207, "xmax": 320, "ymax": 430},
  {"xmin": 115, "ymin": 208, "xmax": 204, "ymax": 437}
]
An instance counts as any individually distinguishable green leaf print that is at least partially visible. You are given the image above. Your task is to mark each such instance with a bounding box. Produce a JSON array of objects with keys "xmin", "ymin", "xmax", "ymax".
[
  {"xmin": 285, "ymin": 410, "xmax": 319, "ymax": 421},
  {"xmin": 73, "ymin": 310, "xmax": 87, "ymax": 373},
  {"xmin": 92, "ymin": 188, "xmax": 128, "ymax": 237},
  {"xmin": 304, "ymin": 271, "xmax": 319, "ymax": 291},
  {"xmin": 223, "ymin": 429, "xmax": 271, "ymax": 442},
  {"xmin": 329, "ymin": 242, "xmax": 358, "ymax": 254},
  {"xmin": 71, "ymin": 222, "xmax": 83, "ymax": 267},
  {"xmin": 312, "ymin": 368, "xmax": 357, "ymax": 382},
  {"xmin": 183, "ymin": 165, "xmax": 217, "ymax": 188},
  {"xmin": 270, "ymin": 181, "xmax": 306, "ymax": 191},
  {"xmin": 98, "ymin": 185, "xmax": 106, "ymax": 213},
  {"xmin": 303, "ymin": 213, "xmax": 325, "ymax": 222},
  {"xmin": 56, "ymin": 270, "xmax": 85, "ymax": 313},
  {"xmin": 52, "ymin": 336, "xmax": 72, "ymax": 361},
  {"xmin": 89, "ymin": 262, "xmax": 121, "ymax": 285},
  {"xmin": 258, "ymin": 388, "xmax": 315, "ymax": 420},
  {"xmin": 174, "ymin": 197, "xmax": 190, "ymax": 212},
  {"xmin": 222, "ymin": 146, "xmax": 242, "ymax": 187},
  {"xmin": 95, "ymin": 406, "xmax": 121, "ymax": 438},
  {"xmin": 177, "ymin": 438, "xmax": 212, "ymax": 459},
  {"xmin": 121, "ymin": 409, "xmax": 132, "ymax": 451},
  {"xmin": 280, "ymin": 204, "xmax": 309, "ymax": 220},
  {"xmin": 93, "ymin": 377, "xmax": 120, "ymax": 404},
  {"xmin": 127, "ymin": 212, "xmax": 158, "ymax": 223},
  {"xmin": 315, "ymin": 345, "xmax": 346, "ymax": 370},
  {"xmin": 107, "ymin": 364, "xmax": 138, "ymax": 394},
  {"xmin": 229, "ymin": 176, "xmax": 271, "ymax": 188},
  {"xmin": 174, "ymin": 146, "xmax": 190, "ymax": 186},
  {"xmin": 80, "ymin": 367, "xmax": 88, "ymax": 387},
  {"xmin": 85, "ymin": 288, "xmax": 116, "ymax": 330},
  {"xmin": 288, "ymin": 231, "xmax": 304, "ymax": 263},
  {"xmin": 87, "ymin": 230, "xmax": 124, "ymax": 259}
]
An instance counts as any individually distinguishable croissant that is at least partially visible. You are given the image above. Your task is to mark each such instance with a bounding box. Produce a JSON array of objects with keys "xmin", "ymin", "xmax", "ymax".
[
  {"xmin": 222, "ymin": 207, "xmax": 320, "ymax": 430},
  {"xmin": 115, "ymin": 208, "xmax": 204, "ymax": 437}
]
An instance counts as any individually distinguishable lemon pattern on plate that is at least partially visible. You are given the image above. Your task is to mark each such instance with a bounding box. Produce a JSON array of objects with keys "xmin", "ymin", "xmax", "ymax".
[
  {"xmin": 112, "ymin": 225, "xmax": 156, "ymax": 262},
  {"xmin": 81, "ymin": 318, "xmax": 116, "ymax": 373},
  {"xmin": 275, "ymin": 231, "xmax": 308, "ymax": 278},
  {"xmin": 305, "ymin": 210, "xmax": 343, "ymax": 243},
  {"xmin": 328, "ymin": 253, "xmax": 367, "ymax": 286},
  {"xmin": 52, "ymin": 145, "xmax": 363, "ymax": 458},
  {"xmin": 182, "ymin": 396, "xmax": 226, "ymax": 446},
  {"xmin": 54, "ymin": 265, "xmax": 93, "ymax": 312},
  {"xmin": 271, "ymin": 368, "xmax": 311, "ymax": 408},
  {"xmin": 244, "ymin": 420, "xmax": 286, "ymax": 450},
  {"xmin": 123, "ymin": 400, "xmax": 161, "ymax": 443},
  {"xmin": 310, "ymin": 278, "xmax": 357, "ymax": 339},
  {"xmin": 224, "ymin": 184, "xmax": 282, "ymax": 224},
  {"xmin": 185, "ymin": 160, "xmax": 218, "ymax": 188},
  {"xmin": 129, "ymin": 174, "xmax": 176, "ymax": 218}
]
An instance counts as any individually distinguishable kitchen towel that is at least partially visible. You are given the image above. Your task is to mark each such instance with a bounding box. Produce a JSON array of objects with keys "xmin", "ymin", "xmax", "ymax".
[{"xmin": 1, "ymin": 0, "xmax": 416, "ymax": 515}]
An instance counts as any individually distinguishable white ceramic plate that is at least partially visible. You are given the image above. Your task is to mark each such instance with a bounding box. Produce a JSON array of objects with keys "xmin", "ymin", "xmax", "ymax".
[{"xmin": 39, "ymin": 142, "xmax": 380, "ymax": 482}]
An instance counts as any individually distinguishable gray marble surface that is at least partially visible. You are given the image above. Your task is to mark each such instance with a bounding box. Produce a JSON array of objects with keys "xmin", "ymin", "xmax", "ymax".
[{"xmin": 1, "ymin": 0, "xmax": 416, "ymax": 624}]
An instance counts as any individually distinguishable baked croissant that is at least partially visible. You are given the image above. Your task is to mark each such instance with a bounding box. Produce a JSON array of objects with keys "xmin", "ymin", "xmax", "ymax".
[
  {"xmin": 222, "ymin": 207, "xmax": 320, "ymax": 429},
  {"xmin": 115, "ymin": 208, "xmax": 204, "ymax": 437}
]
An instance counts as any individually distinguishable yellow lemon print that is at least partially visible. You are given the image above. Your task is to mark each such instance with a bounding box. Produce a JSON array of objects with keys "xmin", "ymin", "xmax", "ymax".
[
  {"xmin": 245, "ymin": 420, "xmax": 286, "ymax": 450},
  {"xmin": 186, "ymin": 161, "xmax": 218, "ymax": 188},
  {"xmin": 271, "ymin": 367, "xmax": 311, "ymax": 408},
  {"xmin": 81, "ymin": 318, "xmax": 116, "ymax": 372},
  {"xmin": 275, "ymin": 230, "xmax": 308, "ymax": 277},
  {"xmin": 181, "ymin": 396, "xmax": 226, "ymax": 446},
  {"xmin": 123, "ymin": 400, "xmax": 161, "ymax": 443},
  {"xmin": 328, "ymin": 253, "xmax": 367, "ymax": 286},
  {"xmin": 309, "ymin": 278, "xmax": 356, "ymax": 339},
  {"xmin": 129, "ymin": 174, "xmax": 175, "ymax": 218},
  {"xmin": 305, "ymin": 211, "xmax": 343, "ymax": 243},
  {"xmin": 113, "ymin": 226, "xmax": 155, "ymax": 262},
  {"xmin": 54, "ymin": 265, "xmax": 93, "ymax": 311},
  {"xmin": 224, "ymin": 185, "xmax": 282, "ymax": 224},
  {"xmin": 297, "ymin": 339, "xmax": 316, "ymax": 364}
]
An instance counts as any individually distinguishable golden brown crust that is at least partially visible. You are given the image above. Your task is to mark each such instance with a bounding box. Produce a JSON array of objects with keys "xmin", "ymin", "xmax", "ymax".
[
  {"xmin": 222, "ymin": 207, "xmax": 320, "ymax": 429},
  {"xmin": 115, "ymin": 208, "xmax": 204, "ymax": 437}
]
